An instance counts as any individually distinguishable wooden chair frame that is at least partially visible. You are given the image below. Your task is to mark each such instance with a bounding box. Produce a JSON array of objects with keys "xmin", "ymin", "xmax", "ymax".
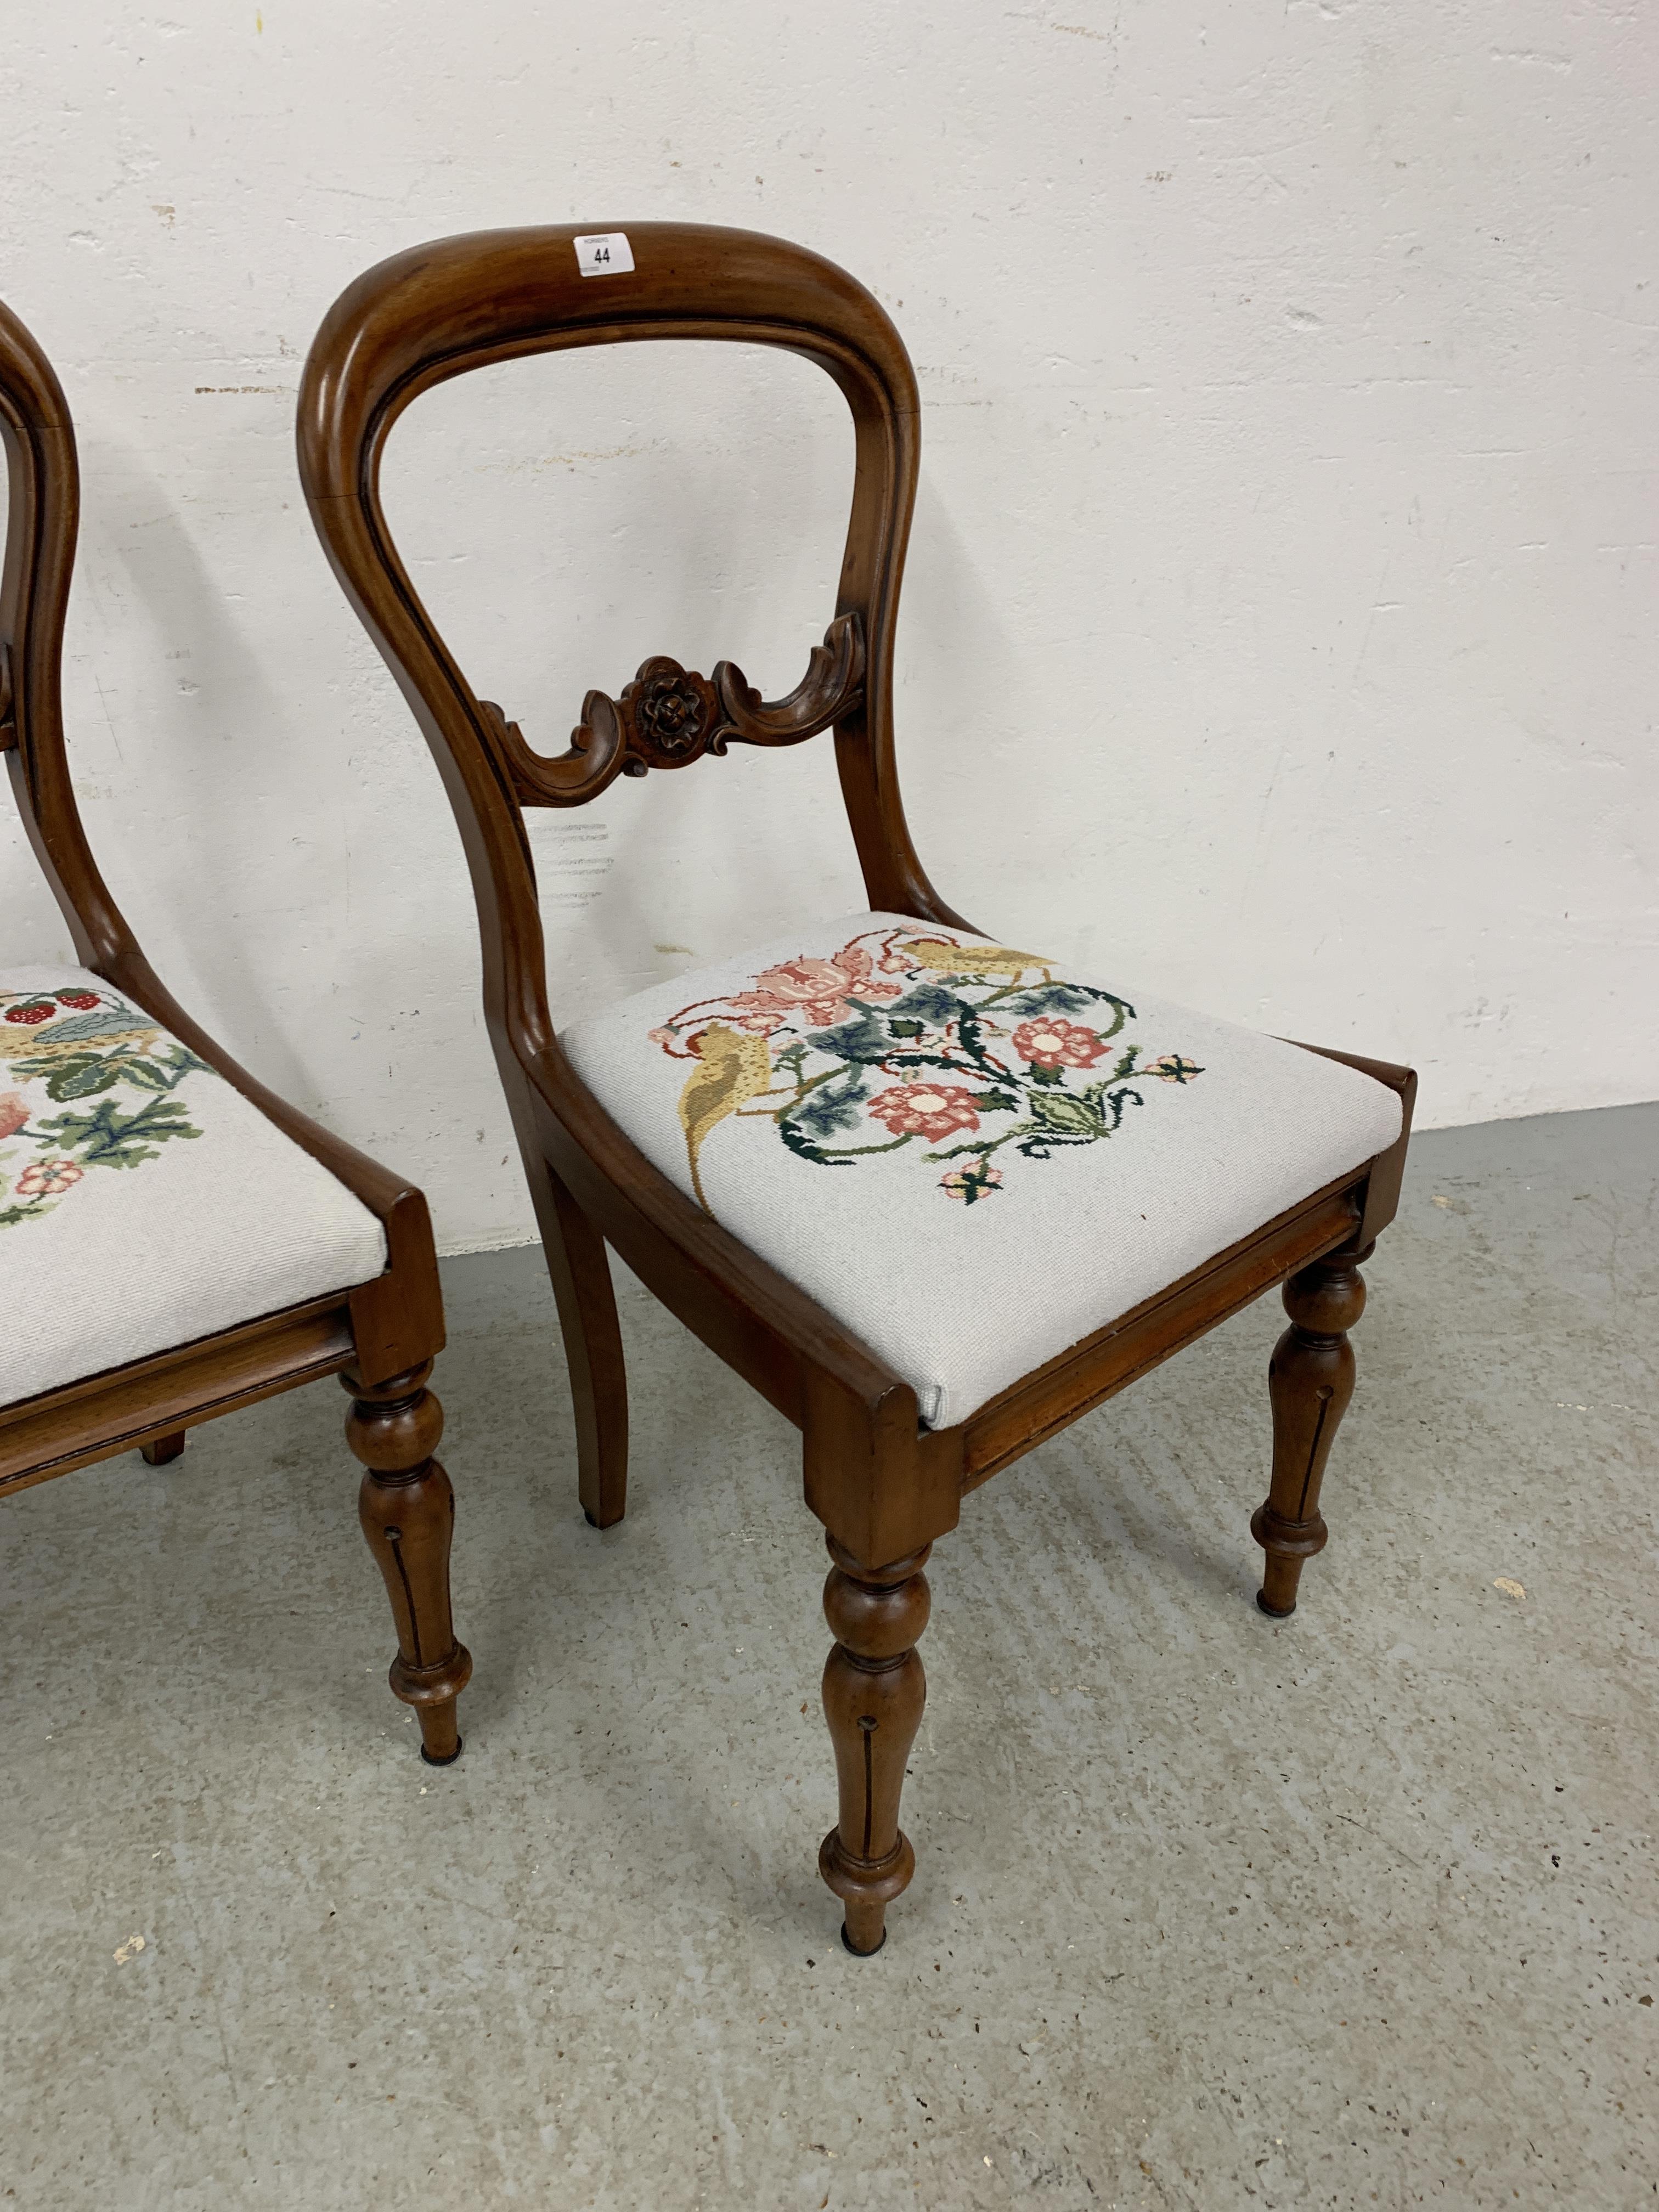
[
  {"xmin": 297, "ymin": 222, "xmax": 1414, "ymax": 1945},
  {"xmin": 1, "ymin": 298, "xmax": 470, "ymax": 1763}
]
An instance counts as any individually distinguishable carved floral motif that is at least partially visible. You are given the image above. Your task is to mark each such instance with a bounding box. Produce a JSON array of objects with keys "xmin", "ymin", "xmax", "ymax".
[
  {"xmin": 627, "ymin": 662, "xmax": 709, "ymax": 763},
  {"xmin": 482, "ymin": 611, "xmax": 866, "ymax": 808}
]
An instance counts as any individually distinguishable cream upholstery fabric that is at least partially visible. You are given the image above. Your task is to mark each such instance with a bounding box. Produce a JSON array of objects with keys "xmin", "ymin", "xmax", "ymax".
[
  {"xmin": 2, "ymin": 968, "xmax": 388, "ymax": 1406},
  {"xmin": 562, "ymin": 912, "xmax": 1402, "ymax": 1429}
]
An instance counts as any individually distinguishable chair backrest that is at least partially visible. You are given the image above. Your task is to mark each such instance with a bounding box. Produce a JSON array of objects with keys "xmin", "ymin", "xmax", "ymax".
[
  {"xmin": 296, "ymin": 222, "xmax": 966, "ymax": 1080},
  {"xmin": 0, "ymin": 299, "xmax": 137, "ymax": 974}
]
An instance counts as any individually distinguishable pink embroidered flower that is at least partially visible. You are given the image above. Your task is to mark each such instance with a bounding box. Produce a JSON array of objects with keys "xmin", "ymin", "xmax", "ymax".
[
  {"xmin": 0, "ymin": 1092, "xmax": 27, "ymax": 1141},
  {"xmin": 16, "ymin": 1158, "xmax": 82, "ymax": 1199},
  {"xmin": 1145, "ymin": 1053, "xmax": 1203, "ymax": 1084},
  {"xmin": 1012, "ymin": 1017, "xmax": 1108, "ymax": 1071},
  {"xmin": 724, "ymin": 944, "xmax": 900, "ymax": 1032},
  {"xmin": 940, "ymin": 1163, "xmax": 1002, "ymax": 1201},
  {"xmin": 866, "ymin": 1082, "xmax": 981, "ymax": 1142}
]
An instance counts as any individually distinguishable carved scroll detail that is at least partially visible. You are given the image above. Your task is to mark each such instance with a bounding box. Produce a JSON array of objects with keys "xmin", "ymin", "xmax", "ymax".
[{"xmin": 482, "ymin": 611, "xmax": 865, "ymax": 809}]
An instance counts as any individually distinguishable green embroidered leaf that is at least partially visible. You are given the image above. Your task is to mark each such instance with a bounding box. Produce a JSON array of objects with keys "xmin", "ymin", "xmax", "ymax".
[
  {"xmin": 968, "ymin": 1090, "xmax": 1019, "ymax": 1113},
  {"xmin": 160, "ymin": 1045, "xmax": 211, "ymax": 1085},
  {"xmin": 34, "ymin": 1093, "xmax": 202, "ymax": 1170},
  {"xmin": 887, "ymin": 1018, "xmax": 924, "ymax": 1040},
  {"xmin": 676, "ymin": 1023, "xmax": 775, "ymax": 1213},
  {"xmin": 115, "ymin": 1055, "xmax": 178, "ymax": 1092},
  {"xmin": 42, "ymin": 1056, "xmax": 120, "ymax": 1102},
  {"xmin": 19, "ymin": 1041, "xmax": 206, "ymax": 1101},
  {"xmin": 1026, "ymin": 1088, "xmax": 1109, "ymax": 1139},
  {"xmin": 7, "ymin": 1008, "xmax": 148, "ymax": 1047}
]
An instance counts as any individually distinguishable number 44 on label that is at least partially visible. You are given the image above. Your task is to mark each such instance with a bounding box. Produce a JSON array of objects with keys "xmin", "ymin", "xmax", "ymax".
[{"xmin": 574, "ymin": 233, "xmax": 635, "ymax": 278}]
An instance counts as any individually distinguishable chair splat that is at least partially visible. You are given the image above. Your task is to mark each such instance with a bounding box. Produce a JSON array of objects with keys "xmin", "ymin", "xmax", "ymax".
[{"xmin": 482, "ymin": 610, "xmax": 865, "ymax": 808}]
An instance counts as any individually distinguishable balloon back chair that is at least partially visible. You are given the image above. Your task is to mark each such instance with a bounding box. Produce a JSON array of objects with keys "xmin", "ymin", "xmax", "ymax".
[
  {"xmin": 298, "ymin": 223, "xmax": 1414, "ymax": 1948},
  {"xmin": 1, "ymin": 297, "xmax": 470, "ymax": 1764}
]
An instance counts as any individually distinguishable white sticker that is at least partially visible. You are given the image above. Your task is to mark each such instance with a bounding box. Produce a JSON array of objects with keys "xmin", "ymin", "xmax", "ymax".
[{"xmin": 573, "ymin": 233, "xmax": 634, "ymax": 278}]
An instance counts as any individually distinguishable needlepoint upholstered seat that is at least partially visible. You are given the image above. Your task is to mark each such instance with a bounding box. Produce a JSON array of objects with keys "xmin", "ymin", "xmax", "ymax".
[
  {"xmin": 2, "ymin": 968, "xmax": 388, "ymax": 1403},
  {"xmin": 561, "ymin": 913, "xmax": 1403, "ymax": 1431},
  {"xmin": 298, "ymin": 221, "xmax": 1414, "ymax": 1951},
  {"xmin": 2, "ymin": 296, "xmax": 470, "ymax": 1764}
]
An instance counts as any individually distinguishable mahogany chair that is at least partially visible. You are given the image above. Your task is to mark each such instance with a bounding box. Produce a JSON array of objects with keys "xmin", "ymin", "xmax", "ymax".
[
  {"xmin": 298, "ymin": 222, "xmax": 1414, "ymax": 1948},
  {"xmin": 1, "ymin": 297, "xmax": 470, "ymax": 1764}
]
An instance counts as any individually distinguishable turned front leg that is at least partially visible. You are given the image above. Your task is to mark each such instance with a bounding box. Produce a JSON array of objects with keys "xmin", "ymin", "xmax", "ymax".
[
  {"xmin": 343, "ymin": 1363, "xmax": 473, "ymax": 1763},
  {"xmin": 819, "ymin": 1536, "xmax": 930, "ymax": 1956},
  {"xmin": 1252, "ymin": 1238, "xmax": 1372, "ymax": 1617}
]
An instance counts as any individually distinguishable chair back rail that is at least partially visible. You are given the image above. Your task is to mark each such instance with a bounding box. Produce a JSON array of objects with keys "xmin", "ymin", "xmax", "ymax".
[
  {"xmin": 296, "ymin": 222, "xmax": 970, "ymax": 1084},
  {"xmin": 0, "ymin": 295, "xmax": 442, "ymax": 1371},
  {"xmin": 0, "ymin": 299, "xmax": 138, "ymax": 973}
]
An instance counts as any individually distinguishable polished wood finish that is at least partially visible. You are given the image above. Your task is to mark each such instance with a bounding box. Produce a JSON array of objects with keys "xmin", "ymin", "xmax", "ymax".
[
  {"xmin": 1254, "ymin": 1239, "xmax": 1371, "ymax": 1617},
  {"xmin": 819, "ymin": 1536, "xmax": 930, "ymax": 1955},
  {"xmin": 345, "ymin": 1363, "xmax": 472, "ymax": 1762},
  {"xmin": 539, "ymin": 1158, "xmax": 630, "ymax": 1529},
  {"xmin": 487, "ymin": 611, "xmax": 866, "ymax": 805},
  {"xmin": 0, "ymin": 294, "xmax": 465, "ymax": 1758},
  {"xmin": 1, "ymin": 1290, "xmax": 356, "ymax": 1498},
  {"xmin": 298, "ymin": 221, "xmax": 1414, "ymax": 1943},
  {"xmin": 959, "ymin": 1175, "xmax": 1364, "ymax": 1491}
]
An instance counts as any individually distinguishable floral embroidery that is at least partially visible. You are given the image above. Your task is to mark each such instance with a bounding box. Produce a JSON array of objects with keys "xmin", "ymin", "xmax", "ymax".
[
  {"xmin": 16, "ymin": 1158, "xmax": 84, "ymax": 1199},
  {"xmin": 1011, "ymin": 1017, "xmax": 1109, "ymax": 1071},
  {"xmin": 941, "ymin": 1161, "xmax": 1003, "ymax": 1203},
  {"xmin": 1146, "ymin": 1053, "xmax": 1204, "ymax": 1083},
  {"xmin": 865, "ymin": 1082, "xmax": 983, "ymax": 1142},
  {"xmin": 0, "ymin": 984, "xmax": 210, "ymax": 1229},
  {"xmin": 723, "ymin": 944, "xmax": 900, "ymax": 1034},
  {"xmin": 650, "ymin": 926, "xmax": 1205, "ymax": 1210}
]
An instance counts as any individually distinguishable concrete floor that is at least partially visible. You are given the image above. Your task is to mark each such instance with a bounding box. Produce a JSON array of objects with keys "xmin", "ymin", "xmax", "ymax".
[{"xmin": 2, "ymin": 1105, "xmax": 1655, "ymax": 2210}]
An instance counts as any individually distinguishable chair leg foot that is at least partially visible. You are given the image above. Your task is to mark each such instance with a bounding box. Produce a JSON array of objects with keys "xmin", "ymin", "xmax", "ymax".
[
  {"xmin": 344, "ymin": 1363, "xmax": 472, "ymax": 1762},
  {"xmin": 1252, "ymin": 1238, "xmax": 1372, "ymax": 1617},
  {"xmin": 818, "ymin": 1536, "xmax": 930, "ymax": 1955},
  {"xmin": 141, "ymin": 1430, "xmax": 185, "ymax": 1466}
]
